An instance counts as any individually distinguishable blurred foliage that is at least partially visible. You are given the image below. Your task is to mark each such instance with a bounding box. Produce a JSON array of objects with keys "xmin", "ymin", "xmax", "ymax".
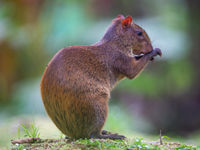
[
  {"xmin": 0, "ymin": 0, "xmax": 191, "ymax": 104},
  {"xmin": 117, "ymin": 59, "xmax": 195, "ymax": 97},
  {"xmin": 1, "ymin": 0, "xmax": 200, "ymax": 146}
]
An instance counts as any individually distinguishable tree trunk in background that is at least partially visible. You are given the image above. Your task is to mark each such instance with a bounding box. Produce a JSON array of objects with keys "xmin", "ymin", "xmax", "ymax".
[{"xmin": 186, "ymin": 0, "xmax": 200, "ymax": 95}]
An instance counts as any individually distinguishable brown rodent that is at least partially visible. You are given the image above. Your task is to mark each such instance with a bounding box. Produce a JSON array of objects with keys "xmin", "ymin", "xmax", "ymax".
[{"xmin": 40, "ymin": 15, "xmax": 162, "ymax": 140}]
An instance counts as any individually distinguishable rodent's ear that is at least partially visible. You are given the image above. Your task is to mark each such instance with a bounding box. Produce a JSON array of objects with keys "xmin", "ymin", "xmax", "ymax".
[
  {"xmin": 112, "ymin": 15, "xmax": 125, "ymax": 23},
  {"xmin": 117, "ymin": 14, "xmax": 125, "ymax": 19},
  {"xmin": 122, "ymin": 16, "xmax": 132, "ymax": 28}
]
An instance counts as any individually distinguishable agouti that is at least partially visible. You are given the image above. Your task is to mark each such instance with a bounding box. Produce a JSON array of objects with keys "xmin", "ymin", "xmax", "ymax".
[{"xmin": 40, "ymin": 15, "xmax": 162, "ymax": 140}]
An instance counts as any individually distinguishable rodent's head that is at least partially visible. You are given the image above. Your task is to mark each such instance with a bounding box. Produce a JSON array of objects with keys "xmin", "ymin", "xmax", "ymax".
[{"xmin": 102, "ymin": 15, "xmax": 153, "ymax": 55}]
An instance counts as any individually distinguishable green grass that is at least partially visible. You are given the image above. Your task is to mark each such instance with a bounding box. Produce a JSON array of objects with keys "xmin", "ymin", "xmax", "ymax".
[
  {"xmin": 1, "ymin": 115, "xmax": 200, "ymax": 149},
  {"xmin": 13, "ymin": 143, "xmax": 25, "ymax": 150},
  {"xmin": 9, "ymin": 121, "xmax": 199, "ymax": 150},
  {"xmin": 11, "ymin": 137, "xmax": 198, "ymax": 150},
  {"xmin": 21, "ymin": 123, "xmax": 40, "ymax": 138}
]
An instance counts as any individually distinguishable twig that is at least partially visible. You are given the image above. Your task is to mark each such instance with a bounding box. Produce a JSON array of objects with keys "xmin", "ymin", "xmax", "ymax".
[
  {"xmin": 160, "ymin": 129, "xmax": 163, "ymax": 145},
  {"xmin": 11, "ymin": 137, "xmax": 40, "ymax": 144}
]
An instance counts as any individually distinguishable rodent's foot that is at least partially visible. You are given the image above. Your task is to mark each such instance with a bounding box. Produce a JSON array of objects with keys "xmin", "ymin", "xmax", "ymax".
[
  {"xmin": 102, "ymin": 130, "xmax": 113, "ymax": 135},
  {"xmin": 102, "ymin": 134, "xmax": 126, "ymax": 140},
  {"xmin": 93, "ymin": 133, "xmax": 126, "ymax": 140},
  {"xmin": 65, "ymin": 136, "xmax": 70, "ymax": 139}
]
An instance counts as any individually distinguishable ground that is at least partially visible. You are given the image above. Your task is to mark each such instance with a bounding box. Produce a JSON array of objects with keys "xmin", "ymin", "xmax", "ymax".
[
  {"xmin": 1, "ymin": 115, "xmax": 200, "ymax": 149},
  {"xmin": 11, "ymin": 137, "xmax": 198, "ymax": 150}
]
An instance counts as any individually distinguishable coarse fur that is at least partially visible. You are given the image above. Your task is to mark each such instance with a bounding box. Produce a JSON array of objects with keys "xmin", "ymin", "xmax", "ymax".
[{"xmin": 40, "ymin": 15, "xmax": 162, "ymax": 139}]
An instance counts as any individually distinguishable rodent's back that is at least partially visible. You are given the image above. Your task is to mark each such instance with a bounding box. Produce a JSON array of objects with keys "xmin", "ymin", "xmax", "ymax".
[{"xmin": 41, "ymin": 46, "xmax": 111, "ymax": 97}]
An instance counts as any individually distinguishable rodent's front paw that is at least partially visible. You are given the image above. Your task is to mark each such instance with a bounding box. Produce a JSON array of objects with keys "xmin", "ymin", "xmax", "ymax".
[
  {"xmin": 154, "ymin": 48, "xmax": 162, "ymax": 57},
  {"xmin": 149, "ymin": 48, "xmax": 162, "ymax": 60}
]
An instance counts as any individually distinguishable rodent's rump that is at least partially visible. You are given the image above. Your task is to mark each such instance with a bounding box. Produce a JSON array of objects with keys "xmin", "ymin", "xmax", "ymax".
[{"xmin": 40, "ymin": 15, "xmax": 162, "ymax": 139}]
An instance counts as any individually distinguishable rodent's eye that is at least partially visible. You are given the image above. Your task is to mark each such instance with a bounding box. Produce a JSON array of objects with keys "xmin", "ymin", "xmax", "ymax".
[{"xmin": 137, "ymin": 32, "xmax": 143, "ymax": 36}]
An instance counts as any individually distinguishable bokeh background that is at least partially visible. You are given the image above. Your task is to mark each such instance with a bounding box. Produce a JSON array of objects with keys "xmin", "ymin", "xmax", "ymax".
[{"xmin": 0, "ymin": 0, "xmax": 200, "ymax": 148}]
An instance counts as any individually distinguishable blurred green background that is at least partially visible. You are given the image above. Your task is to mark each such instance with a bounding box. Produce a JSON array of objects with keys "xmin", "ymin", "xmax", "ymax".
[{"xmin": 0, "ymin": 0, "xmax": 200, "ymax": 148}]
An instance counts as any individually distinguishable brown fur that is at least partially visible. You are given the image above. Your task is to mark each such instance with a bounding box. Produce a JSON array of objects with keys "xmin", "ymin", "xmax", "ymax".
[{"xmin": 40, "ymin": 15, "xmax": 161, "ymax": 139}]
